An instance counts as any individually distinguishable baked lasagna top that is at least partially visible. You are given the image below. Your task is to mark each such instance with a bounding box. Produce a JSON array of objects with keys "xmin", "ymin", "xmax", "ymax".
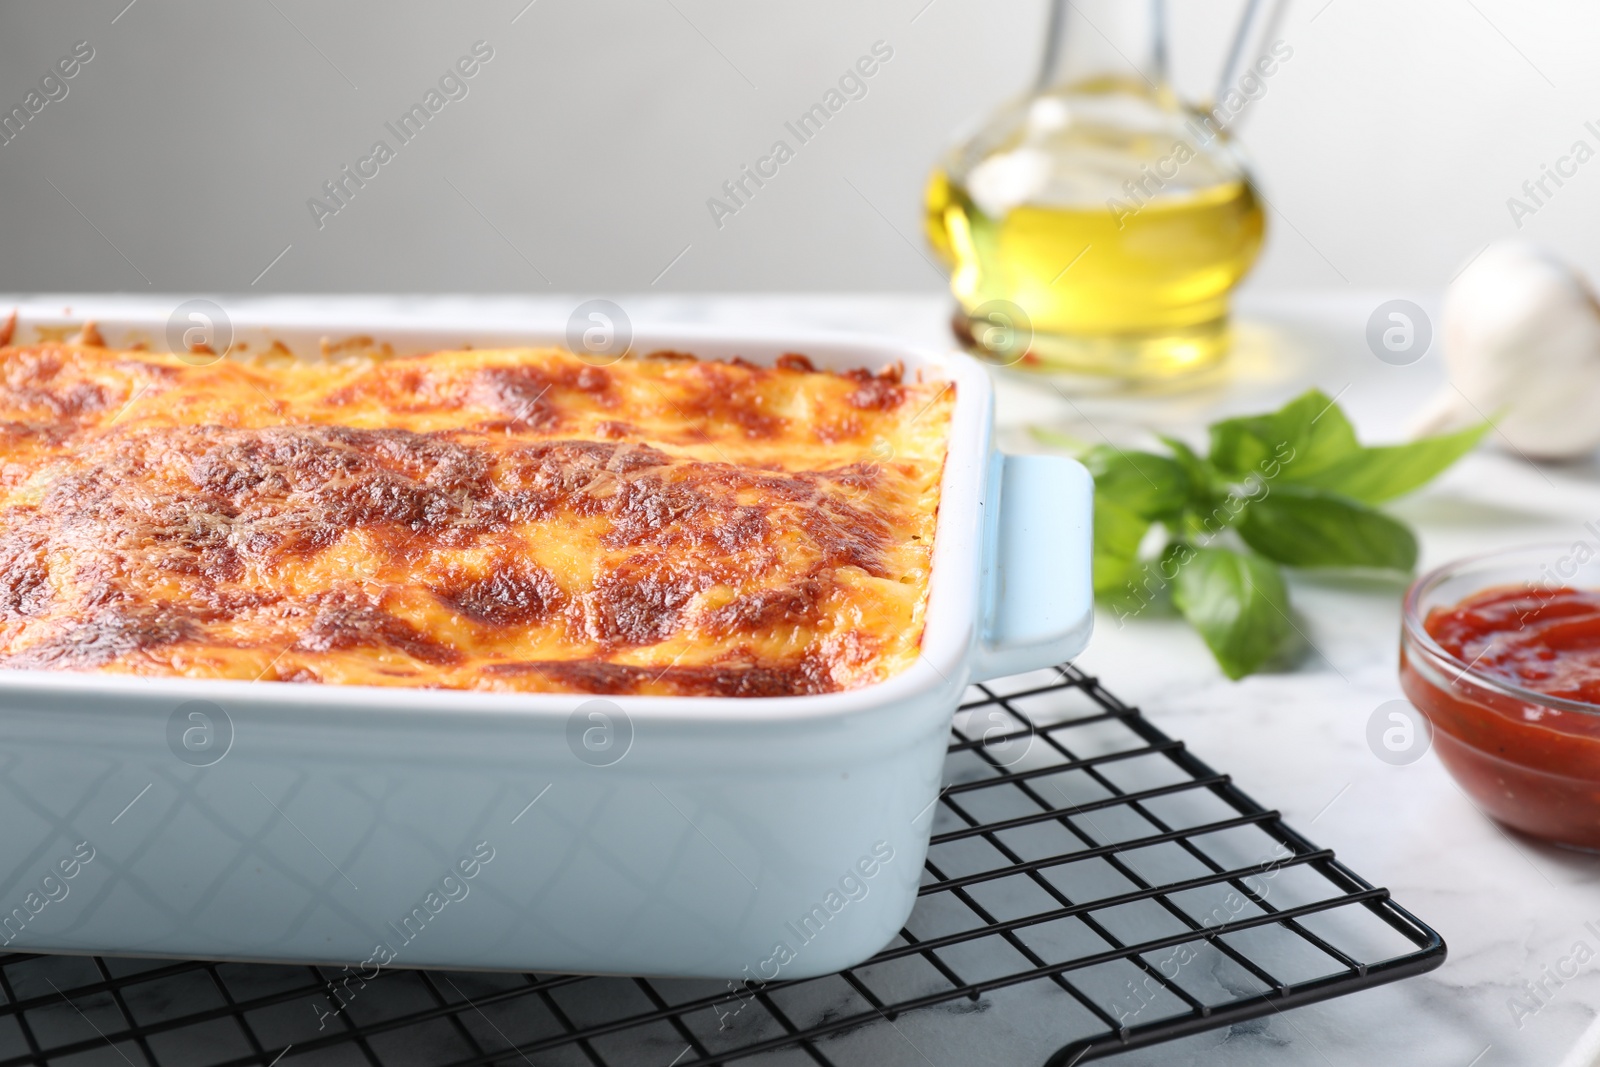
[{"xmin": 0, "ymin": 337, "xmax": 954, "ymax": 697}]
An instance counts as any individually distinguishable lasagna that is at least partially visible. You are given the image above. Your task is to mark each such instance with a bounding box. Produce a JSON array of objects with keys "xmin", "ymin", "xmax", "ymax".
[{"xmin": 0, "ymin": 337, "xmax": 954, "ymax": 696}]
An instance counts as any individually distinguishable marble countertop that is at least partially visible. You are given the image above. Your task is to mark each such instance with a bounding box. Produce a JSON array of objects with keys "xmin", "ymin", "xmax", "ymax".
[{"xmin": 9, "ymin": 291, "xmax": 1598, "ymax": 1067}]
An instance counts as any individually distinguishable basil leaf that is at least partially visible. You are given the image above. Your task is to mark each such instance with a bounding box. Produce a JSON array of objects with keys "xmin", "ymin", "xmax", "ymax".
[
  {"xmin": 1159, "ymin": 433, "xmax": 1225, "ymax": 512},
  {"xmin": 1127, "ymin": 541, "xmax": 1192, "ymax": 612},
  {"xmin": 1237, "ymin": 485, "xmax": 1418, "ymax": 571},
  {"xmin": 1158, "ymin": 435, "xmax": 1213, "ymax": 491},
  {"xmin": 1292, "ymin": 422, "xmax": 1489, "ymax": 504},
  {"xmin": 1082, "ymin": 445, "xmax": 1190, "ymax": 520},
  {"xmin": 1154, "ymin": 435, "xmax": 1248, "ymax": 539},
  {"xmin": 1208, "ymin": 389, "xmax": 1360, "ymax": 481},
  {"xmin": 1172, "ymin": 546, "xmax": 1293, "ymax": 679},
  {"xmin": 1101, "ymin": 555, "xmax": 1178, "ymax": 619},
  {"xmin": 1092, "ymin": 494, "xmax": 1150, "ymax": 597}
]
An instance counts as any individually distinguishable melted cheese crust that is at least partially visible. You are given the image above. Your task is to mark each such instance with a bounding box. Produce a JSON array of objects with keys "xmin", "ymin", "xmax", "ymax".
[{"xmin": 0, "ymin": 343, "xmax": 953, "ymax": 696}]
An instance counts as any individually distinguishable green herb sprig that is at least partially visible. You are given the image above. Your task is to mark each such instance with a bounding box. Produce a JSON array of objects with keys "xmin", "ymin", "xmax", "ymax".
[{"xmin": 1043, "ymin": 389, "xmax": 1488, "ymax": 679}]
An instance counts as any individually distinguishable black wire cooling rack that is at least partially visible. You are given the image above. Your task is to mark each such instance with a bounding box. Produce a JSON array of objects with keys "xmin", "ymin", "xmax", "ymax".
[{"xmin": 0, "ymin": 665, "xmax": 1445, "ymax": 1067}]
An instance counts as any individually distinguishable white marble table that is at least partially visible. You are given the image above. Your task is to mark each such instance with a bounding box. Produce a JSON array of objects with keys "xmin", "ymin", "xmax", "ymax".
[{"xmin": 10, "ymin": 291, "xmax": 1599, "ymax": 1067}]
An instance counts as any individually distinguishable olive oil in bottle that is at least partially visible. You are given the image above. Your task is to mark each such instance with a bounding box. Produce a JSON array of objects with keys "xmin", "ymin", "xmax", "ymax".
[{"xmin": 926, "ymin": 3, "xmax": 1265, "ymax": 382}]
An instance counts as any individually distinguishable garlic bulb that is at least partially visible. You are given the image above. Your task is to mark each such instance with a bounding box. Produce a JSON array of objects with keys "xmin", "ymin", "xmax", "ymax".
[{"xmin": 1416, "ymin": 242, "xmax": 1600, "ymax": 460}]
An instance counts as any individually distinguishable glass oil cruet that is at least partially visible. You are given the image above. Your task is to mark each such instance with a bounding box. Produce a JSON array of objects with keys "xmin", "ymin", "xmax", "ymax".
[{"xmin": 925, "ymin": 0, "xmax": 1267, "ymax": 383}]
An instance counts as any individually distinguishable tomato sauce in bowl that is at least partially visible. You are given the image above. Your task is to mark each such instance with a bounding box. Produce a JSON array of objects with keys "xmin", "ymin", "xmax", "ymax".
[{"xmin": 1401, "ymin": 549, "xmax": 1600, "ymax": 851}]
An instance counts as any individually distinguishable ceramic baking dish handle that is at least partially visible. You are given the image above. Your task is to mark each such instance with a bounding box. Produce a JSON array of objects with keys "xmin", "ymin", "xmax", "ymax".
[{"xmin": 972, "ymin": 452, "xmax": 1094, "ymax": 682}]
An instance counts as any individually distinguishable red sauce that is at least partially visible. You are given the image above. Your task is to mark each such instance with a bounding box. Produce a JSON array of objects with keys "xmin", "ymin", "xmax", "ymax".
[
  {"xmin": 1426, "ymin": 586, "xmax": 1600, "ymax": 702},
  {"xmin": 1401, "ymin": 585, "xmax": 1600, "ymax": 850}
]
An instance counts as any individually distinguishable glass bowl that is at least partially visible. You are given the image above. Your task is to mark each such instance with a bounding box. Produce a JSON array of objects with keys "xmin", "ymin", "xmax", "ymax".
[{"xmin": 1400, "ymin": 544, "xmax": 1600, "ymax": 851}]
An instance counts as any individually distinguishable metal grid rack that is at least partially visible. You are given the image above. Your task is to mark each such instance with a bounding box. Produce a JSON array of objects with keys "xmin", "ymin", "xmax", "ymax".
[{"xmin": 0, "ymin": 665, "xmax": 1444, "ymax": 1067}]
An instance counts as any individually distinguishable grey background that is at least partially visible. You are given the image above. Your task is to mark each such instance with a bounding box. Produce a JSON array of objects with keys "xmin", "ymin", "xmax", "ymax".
[{"xmin": 0, "ymin": 0, "xmax": 1592, "ymax": 294}]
